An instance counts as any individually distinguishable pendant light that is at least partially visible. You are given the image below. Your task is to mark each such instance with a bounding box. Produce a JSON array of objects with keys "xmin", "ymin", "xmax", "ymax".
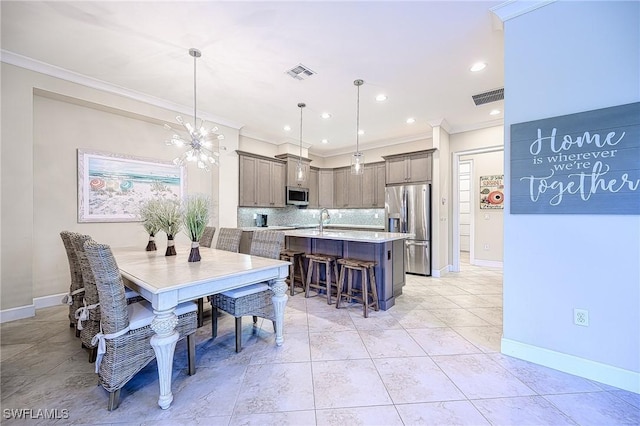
[
  {"xmin": 295, "ymin": 102, "xmax": 307, "ymax": 182},
  {"xmin": 351, "ymin": 79, "xmax": 365, "ymax": 175},
  {"xmin": 164, "ymin": 48, "xmax": 224, "ymax": 171}
]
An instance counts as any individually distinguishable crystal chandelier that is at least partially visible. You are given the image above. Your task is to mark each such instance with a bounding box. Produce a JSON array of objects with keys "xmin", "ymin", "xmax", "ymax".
[
  {"xmin": 164, "ymin": 48, "xmax": 224, "ymax": 171},
  {"xmin": 351, "ymin": 79, "xmax": 365, "ymax": 175},
  {"xmin": 296, "ymin": 102, "xmax": 306, "ymax": 182}
]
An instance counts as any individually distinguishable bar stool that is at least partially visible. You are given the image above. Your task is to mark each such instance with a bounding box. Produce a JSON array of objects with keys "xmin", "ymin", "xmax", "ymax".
[
  {"xmin": 305, "ymin": 253, "xmax": 340, "ymax": 304},
  {"xmin": 280, "ymin": 249, "xmax": 306, "ymax": 296},
  {"xmin": 335, "ymin": 258, "xmax": 379, "ymax": 317}
]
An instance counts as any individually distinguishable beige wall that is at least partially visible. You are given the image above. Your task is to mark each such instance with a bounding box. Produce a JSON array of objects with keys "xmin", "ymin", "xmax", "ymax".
[
  {"xmin": 450, "ymin": 126, "xmax": 504, "ymax": 265},
  {"xmin": 1, "ymin": 63, "xmax": 239, "ymax": 312},
  {"xmin": 461, "ymin": 150, "xmax": 504, "ymax": 263}
]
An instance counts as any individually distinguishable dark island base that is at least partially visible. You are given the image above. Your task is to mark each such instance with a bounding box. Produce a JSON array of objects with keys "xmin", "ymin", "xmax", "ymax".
[{"xmin": 285, "ymin": 236, "xmax": 406, "ymax": 310}]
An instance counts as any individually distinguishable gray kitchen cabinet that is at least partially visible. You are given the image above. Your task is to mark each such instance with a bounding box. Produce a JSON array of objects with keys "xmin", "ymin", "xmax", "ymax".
[
  {"xmin": 362, "ymin": 162, "xmax": 386, "ymax": 207},
  {"xmin": 318, "ymin": 169, "xmax": 334, "ymax": 208},
  {"xmin": 238, "ymin": 151, "xmax": 286, "ymax": 207},
  {"xmin": 383, "ymin": 149, "xmax": 435, "ymax": 184},
  {"xmin": 239, "ymin": 155, "xmax": 259, "ymax": 207},
  {"xmin": 308, "ymin": 167, "xmax": 319, "ymax": 208},
  {"xmin": 333, "ymin": 168, "xmax": 348, "ymax": 208},
  {"xmin": 334, "ymin": 167, "xmax": 363, "ymax": 208},
  {"xmin": 275, "ymin": 153, "xmax": 312, "ymax": 188}
]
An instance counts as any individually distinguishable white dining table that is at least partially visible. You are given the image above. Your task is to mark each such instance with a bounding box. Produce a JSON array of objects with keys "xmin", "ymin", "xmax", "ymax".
[{"xmin": 112, "ymin": 245, "xmax": 290, "ymax": 409}]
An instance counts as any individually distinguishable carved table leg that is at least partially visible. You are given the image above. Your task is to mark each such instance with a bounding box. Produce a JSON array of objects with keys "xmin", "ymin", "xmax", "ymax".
[
  {"xmin": 270, "ymin": 277, "xmax": 288, "ymax": 347},
  {"xmin": 150, "ymin": 308, "xmax": 180, "ymax": 409}
]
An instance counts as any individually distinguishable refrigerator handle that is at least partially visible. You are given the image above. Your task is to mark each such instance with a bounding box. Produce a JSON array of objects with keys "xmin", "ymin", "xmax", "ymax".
[{"xmin": 402, "ymin": 188, "xmax": 408, "ymax": 233}]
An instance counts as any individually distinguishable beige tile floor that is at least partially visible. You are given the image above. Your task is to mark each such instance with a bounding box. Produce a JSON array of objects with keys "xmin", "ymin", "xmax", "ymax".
[{"xmin": 2, "ymin": 255, "xmax": 639, "ymax": 425}]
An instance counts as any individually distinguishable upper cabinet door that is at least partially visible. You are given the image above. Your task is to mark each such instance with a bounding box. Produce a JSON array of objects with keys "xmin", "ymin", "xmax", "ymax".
[
  {"xmin": 386, "ymin": 157, "xmax": 408, "ymax": 184},
  {"xmin": 318, "ymin": 169, "xmax": 334, "ymax": 208},
  {"xmin": 256, "ymin": 159, "xmax": 273, "ymax": 206},
  {"xmin": 286, "ymin": 160, "xmax": 309, "ymax": 187},
  {"xmin": 239, "ymin": 155, "xmax": 258, "ymax": 206},
  {"xmin": 407, "ymin": 152, "xmax": 431, "ymax": 183},
  {"xmin": 375, "ymin": 163, "xmax": 386, "ymax": 206},
  {"xmin": 271, "ymin": 162, "xmax": 286, "ymax": 207},
  {"xmin": 308, "ymin": 168, "xmax": 319, "ymax": 208}
]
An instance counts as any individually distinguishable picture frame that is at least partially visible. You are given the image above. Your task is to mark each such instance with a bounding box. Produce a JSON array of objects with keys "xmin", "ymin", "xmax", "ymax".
[
  {"xmin": 77, "ymin": 149, "xmax": 186, "ymax": 223},
  {"xmin": 480, "ymin": 174, "xmax": 505, "ymax": 210}
]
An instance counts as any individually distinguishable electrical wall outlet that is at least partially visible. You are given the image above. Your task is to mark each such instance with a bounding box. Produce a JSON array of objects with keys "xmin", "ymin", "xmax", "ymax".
[
  {"xmin": 483, "ymin": 243, "xmax": 490, "ymax": 250},
  {"xmin": 574, "ymin": 309, "xmax": 589, "ymax": 326}
]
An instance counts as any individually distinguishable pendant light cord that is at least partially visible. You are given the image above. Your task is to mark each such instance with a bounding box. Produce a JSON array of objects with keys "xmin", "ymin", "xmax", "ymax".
[
  {"xmin": 297, "ymin": 102, "xmax": 306, "ymax": 166},
  {"xmin": 356, "ymin": 83, "xmax": 360, "ymax": 154},
  {"xmin": 193, "ymin": 52, "xmax": 197, "ymax": 131}
]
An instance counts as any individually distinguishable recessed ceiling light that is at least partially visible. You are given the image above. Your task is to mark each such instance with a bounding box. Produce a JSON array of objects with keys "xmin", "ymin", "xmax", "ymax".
[
  {"xmin": 321, "ymin": 112, "xmax": 332, "ymax": 119},
  {"xmin": 406, "ymin": 117, "xmax": 416, "ymax": 124},
  {"xmin": 470, "ymin": 62, "xmax": 487, "ymax": 72},
  {"xmin": 489, "ymin": 109, "xmax": 501, "ymax": 116},
  {"xmin": 321, "ymin": 139, "xmax": 328, "ymax": 144},
  {"xmin": 358, "ymin": 129, "xmax": 364, "ymax": 135},
  {"xmin": 376, "ymin": 94, "xmax": 387, "ymax": 102},
  {"xmin": 283, "ymin": 125, "xmax": 291, "ymax": 131}
]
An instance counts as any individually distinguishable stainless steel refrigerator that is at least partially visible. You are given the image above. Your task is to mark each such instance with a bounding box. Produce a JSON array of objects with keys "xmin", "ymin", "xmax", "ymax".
[{"xmin": 385, "ymin": 184, "xmax": 431, "ymax": 276}]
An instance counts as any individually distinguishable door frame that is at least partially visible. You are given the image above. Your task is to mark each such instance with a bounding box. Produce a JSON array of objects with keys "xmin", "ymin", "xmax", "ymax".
[{"xmin": 451, "ymin": 145, "xmax": 503, "ymax": 272}]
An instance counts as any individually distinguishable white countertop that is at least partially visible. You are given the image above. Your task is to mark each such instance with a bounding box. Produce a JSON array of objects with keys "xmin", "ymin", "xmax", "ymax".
[
  {"xmin": 239, "ymin": 226, "xmax": 295, "ymax": 231},
  {"xmin": 283, "ymin": 229, "xmax": 412, "ymax": 243},
  {"xmin": 324, "ymin": 224, "xmax": 385, "ymax": 230}
]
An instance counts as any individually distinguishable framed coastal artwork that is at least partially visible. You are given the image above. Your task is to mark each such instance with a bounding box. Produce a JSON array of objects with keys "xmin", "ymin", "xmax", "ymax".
[{"xmin": 77, "ymin": 149, "xmax": 186, "ymax": 223}]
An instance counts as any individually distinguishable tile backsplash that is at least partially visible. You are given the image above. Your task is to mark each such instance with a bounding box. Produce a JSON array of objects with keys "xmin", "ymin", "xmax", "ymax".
[{"xmin": 238, "ymin": 206, "xmax": 385, "ymax": 228}]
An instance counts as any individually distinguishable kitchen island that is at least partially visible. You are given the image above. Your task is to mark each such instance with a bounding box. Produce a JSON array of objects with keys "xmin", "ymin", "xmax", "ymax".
[{"xmin": 283, "ymin": 229, "xmax": 411, "ymax": 310}]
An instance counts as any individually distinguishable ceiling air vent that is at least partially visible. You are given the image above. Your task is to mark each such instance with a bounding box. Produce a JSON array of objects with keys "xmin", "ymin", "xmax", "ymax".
[
  {"xmin": 472, "ymin": 87, "xmax": 504, "ymax": 106},
  {"xmin": 286, "ymin": 63, "xmax": 316, "ymax": 80}
]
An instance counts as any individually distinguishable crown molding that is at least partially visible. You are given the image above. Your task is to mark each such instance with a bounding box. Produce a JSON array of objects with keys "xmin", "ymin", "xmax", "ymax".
[
  {"xmin": 449, "ymin": 118, "xmax": 505, "ymax": 134},
  {"xmin": 1, "ymin": 49, "xmax": 244, "ymax": 130},
  {"xmin": 427, "ymin": 118, "xmax": 451, "ymax": 133},
  {"xmin": 490, "ymin": 0, "xmax": 556, "ymax": 29},
  {"xmin": 311, "ymin": 132, "xmax": 434, "ymax": 158}
]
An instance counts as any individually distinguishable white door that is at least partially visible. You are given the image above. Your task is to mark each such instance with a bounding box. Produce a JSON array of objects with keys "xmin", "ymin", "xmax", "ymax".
[{"xmin": 459, "ymin": 161, "xmax": 472, "ymax": 252}]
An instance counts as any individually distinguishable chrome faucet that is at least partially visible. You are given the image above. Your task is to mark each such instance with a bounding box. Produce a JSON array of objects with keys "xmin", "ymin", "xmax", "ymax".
[{"xmin": 319, "ymin": 208, "xmax": 330, "ymax": 233}]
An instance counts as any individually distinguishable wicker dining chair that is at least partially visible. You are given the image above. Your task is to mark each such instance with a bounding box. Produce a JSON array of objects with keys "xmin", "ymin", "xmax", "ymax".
[
  {"xmin": 83, "ymin": 240, "xmax": 197, "ymax": 411},
  {"xmin": 210, "ymin": 230, "xmax": 284, "ymax": 352},
  {"xmin": 199, "ymin": 226, "xmax": 216, "ymax": 248},
  {"xmin": 71, "ymin": 233, "xmax": 142, "ymax": 363},
  {"xmin": 195, "ymin": 226, "xmax": 217, "ymax": 326},
  {"xmin": 215, "ymin": 227, "xmax": 243, "ymax": 252},
  {"xmin": 60, "ymin": 231, "xmax": 86, "ymax": 337}
]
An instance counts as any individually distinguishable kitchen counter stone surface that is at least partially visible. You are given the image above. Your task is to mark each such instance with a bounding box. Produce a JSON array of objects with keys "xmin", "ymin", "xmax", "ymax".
[
  {"xmin": 283, "ymin": 229, "xmax": 412, "ymax": 243},
  {"xmin": 239, "ymin": 226, "xmax": 295, "ymax": 231}
]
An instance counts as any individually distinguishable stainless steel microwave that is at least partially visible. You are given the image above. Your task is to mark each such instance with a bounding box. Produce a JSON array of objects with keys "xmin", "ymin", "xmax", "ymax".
[{"xmin": 286, "ymin": 186, "xmax": 309, "ymax": 206}]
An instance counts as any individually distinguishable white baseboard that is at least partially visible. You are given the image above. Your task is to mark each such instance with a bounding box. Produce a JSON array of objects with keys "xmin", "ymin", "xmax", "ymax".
[
  {"xmin": 473, "ymin": 259, "xmax": 503, "ymax": 268},
  {"xmin": 0, "ymin": 292, "xmax": 67, "ymax": 324},
  {"xmin": 34, "ymin": 292, "xmax": 67, "ymax": 309},
  {"xmin": 432, "ymin": 264, "xmax": 451, "ymax": 278},
  {"xmin": 0, "ymin": 304, "xmax": 35, "ymax": 323},
  {"xmin": 502, "ymin": 337, "xmax": 640, "ymax": 394}
]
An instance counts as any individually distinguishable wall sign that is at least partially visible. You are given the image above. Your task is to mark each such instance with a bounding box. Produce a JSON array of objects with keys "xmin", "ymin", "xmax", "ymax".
[
  {"xmin": 510, "ymin": 102, "xmax": 640, "ymax": 214},
  {"xmin": 480, "ymin": 175, "xmax": 504, "ymax": 210}
]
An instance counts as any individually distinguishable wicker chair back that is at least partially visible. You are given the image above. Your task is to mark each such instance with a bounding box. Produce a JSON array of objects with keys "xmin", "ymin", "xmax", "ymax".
[
  {"xmin": 60, "ymin": 231, "xmax": 85, "ymax": 326},
  {"xmin": 199, "ymin": 226, "xmax": 216, "ymax": 248},
  {"xmin": 249, "ymin": 230, "xmax": 285, "ymax": 259},
  {"xmin": 215, "ymin": 228, "xmax": 243, "ymax": 252},
  {"xmin": 83, "ymin": 241, "xmax": 129, "ymax": 334}
]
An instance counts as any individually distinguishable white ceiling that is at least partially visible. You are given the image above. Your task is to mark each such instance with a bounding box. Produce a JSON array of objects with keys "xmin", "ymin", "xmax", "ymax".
[{"xmin": 1, "ymin": 1, "xmax": 504, "ymax": 156}]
